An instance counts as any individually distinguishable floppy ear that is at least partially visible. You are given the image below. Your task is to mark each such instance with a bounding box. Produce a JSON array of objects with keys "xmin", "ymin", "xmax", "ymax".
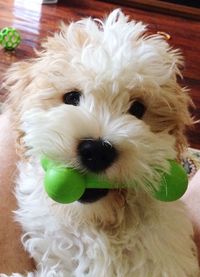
[
  {"xmin": 157, "ymin": 40, "xmax": 194, "ymax": 157},
  {"xmin": 3, "ymin": 61, "xmax": 34, "ymax": 158},
  {"xmin": 142, "ymin": 38, "xmax": 194, "ymax": 159},
  {"xmin": 3, "ymin": 60, "xmax": 35, "ymax": 116},
  {"xmin": 165, "ymin": 49, "xmax": 194, "ymax": 157},
  {"xmin": 171, "ymin": 84, "xmax": 194, "ymax": 158}
]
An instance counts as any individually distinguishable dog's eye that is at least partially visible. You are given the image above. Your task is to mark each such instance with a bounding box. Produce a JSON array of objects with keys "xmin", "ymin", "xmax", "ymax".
[
  {"xmin": 129, "ymin": 101, "xmax": 146, "ymax": 119},
  {"xmin": 63, "ymin": 91, "xmax": 81, "ymax": 106}
]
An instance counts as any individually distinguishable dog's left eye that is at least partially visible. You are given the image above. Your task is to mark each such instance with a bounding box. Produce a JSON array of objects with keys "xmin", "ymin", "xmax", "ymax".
[
  {"xmin": 129, "ymin": 101, "xmax": 146, "ymax": 119},
  {"xmin": 63, "ymin": 91, "xmax": 81, "ymax": 106}
]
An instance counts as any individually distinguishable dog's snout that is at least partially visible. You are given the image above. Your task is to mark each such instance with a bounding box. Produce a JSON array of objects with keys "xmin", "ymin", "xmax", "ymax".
[{"xmin": 77, "ymin": 138, "xmax": 118, "ymax": 173}]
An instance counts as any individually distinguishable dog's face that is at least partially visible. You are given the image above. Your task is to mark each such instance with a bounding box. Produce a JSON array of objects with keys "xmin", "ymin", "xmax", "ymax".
[{"xmin": 5, "ymin": 10, "xmax": 192, "ymax": 227}]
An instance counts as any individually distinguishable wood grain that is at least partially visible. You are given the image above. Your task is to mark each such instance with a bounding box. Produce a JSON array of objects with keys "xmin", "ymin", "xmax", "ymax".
[
  {"xmin": 0, "ymin": 0, "xmax": 199, "ymax": 149},
  {"xmin": 103, "ymin": 0, "xmax": 200, "ymax": 20}
]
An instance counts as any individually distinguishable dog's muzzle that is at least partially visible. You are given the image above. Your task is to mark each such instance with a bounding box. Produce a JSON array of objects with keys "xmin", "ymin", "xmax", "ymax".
[{"xmin": 77, "ymin": 138, "xmax": 118, "ymax": 203}]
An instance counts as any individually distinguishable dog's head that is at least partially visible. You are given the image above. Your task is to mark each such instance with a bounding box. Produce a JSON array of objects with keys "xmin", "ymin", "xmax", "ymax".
[{"xmin": 5, "ymin": 10, "xmax": 192, "ymax": 228}]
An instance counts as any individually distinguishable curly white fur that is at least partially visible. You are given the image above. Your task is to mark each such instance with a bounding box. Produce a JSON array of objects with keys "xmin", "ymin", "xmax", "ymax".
[{"xmin": 1, "ymin": 9, "xmax": 199, "ymax": 277}]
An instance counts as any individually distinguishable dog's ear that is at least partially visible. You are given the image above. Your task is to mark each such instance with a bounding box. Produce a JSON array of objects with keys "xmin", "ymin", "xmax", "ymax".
[
  {"xmin": 158, "ymin": 79, "xmax": 193, "ymax": 158},
  {"xmin": 155, "ymin": 39, "xmax": 194, "ymax": 157},
  {"xmin": 164, "ymin": 49, "xmax": 194, "ymax": 157},
  {"xmin": 143, "ymin": 36, "xmax": 194, "ymax": 157},
  {"xmin": 4, "ymin": 61, "xmax": 33, "ymax": 113},
  {"xmin": 3, "ymin": 61, "xmax": 34, "ymax": 157},
  {"xmin": 170, "ymin": 84, "xmax": 194, "ymax": 158}
]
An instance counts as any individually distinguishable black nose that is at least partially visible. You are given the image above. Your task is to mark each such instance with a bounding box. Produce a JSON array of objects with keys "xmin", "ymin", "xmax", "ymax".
[{"xmin": 77, "ymin": 138, "xmax": 118, "ymax": 173}]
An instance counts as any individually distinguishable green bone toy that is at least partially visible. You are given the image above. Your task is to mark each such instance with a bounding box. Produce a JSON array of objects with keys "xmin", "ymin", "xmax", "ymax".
[{"xmin": 41, "ymin": 158, "xmax": 188, "ymax": 204}]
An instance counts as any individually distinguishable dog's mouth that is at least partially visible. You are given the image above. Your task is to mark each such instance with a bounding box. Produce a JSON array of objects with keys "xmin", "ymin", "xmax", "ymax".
[{"xmin": 78, "ymin": 188, "xmax": 110, "ymax": 203}]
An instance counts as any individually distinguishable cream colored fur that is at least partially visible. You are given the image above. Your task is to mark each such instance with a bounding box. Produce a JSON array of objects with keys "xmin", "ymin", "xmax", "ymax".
[{"xmin": 1, "ymin": 9, "xmax": 199, "ymax": 277}]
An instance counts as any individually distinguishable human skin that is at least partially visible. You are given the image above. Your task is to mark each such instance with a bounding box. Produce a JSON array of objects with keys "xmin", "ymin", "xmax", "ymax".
[
  {"xmin": 0, "ymin": 112, "xmax": 199, "ymax": 273},
  {"xmin": 0, "ymin": 113, "xmax": 35, "ymax": 274},
  {"xmin": 182, "ymin": 169, "xmax": 200, "ymax": 262}
]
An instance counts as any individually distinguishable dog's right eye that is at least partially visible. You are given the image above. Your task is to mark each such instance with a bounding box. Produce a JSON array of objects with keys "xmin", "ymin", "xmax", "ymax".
[
  {"xmin": 63, "ymin": 91, "xmax": 81, "ymax": 106},
  {"xmin": 129, "ymin": 100, "xmax": 146, "ymax": 119}
]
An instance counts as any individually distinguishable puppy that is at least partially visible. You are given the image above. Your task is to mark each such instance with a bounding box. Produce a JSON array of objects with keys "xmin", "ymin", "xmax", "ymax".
[{"xmin": 2, "ymin": 9, "xmax": 199, "ymax": 277}]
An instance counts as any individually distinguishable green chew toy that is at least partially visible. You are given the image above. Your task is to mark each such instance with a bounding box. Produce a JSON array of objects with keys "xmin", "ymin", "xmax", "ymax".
[
  {"xmin": 41, "ymin": 158, "xmax": 113, "ymax": 204},
  {"xmin": 0, "ymin": 27, "xmax": 21, "ymax": 50},
  {"xmin": 41, "ymin": 158, "xmax": 188, "ymax": 204},
  {"xmin": 153, "ymin": 160, "xmax": 188, "ymax": 202}
]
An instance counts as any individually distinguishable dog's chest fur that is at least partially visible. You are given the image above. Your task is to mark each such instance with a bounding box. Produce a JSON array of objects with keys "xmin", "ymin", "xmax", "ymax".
[{"xmin": 14, "ymin": 161, "xmax": 198, "ymax": 277}]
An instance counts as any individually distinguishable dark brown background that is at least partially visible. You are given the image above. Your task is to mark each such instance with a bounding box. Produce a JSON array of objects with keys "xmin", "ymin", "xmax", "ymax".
[{"xmin": 0, "ymin": 0, "xmax": 199, "ymax": 148}]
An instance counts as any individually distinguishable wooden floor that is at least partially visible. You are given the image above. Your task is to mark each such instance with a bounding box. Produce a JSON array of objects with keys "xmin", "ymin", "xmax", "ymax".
[{"xmin": 0, "ymin": 0, "xmax": 199, "ymax": 149}]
